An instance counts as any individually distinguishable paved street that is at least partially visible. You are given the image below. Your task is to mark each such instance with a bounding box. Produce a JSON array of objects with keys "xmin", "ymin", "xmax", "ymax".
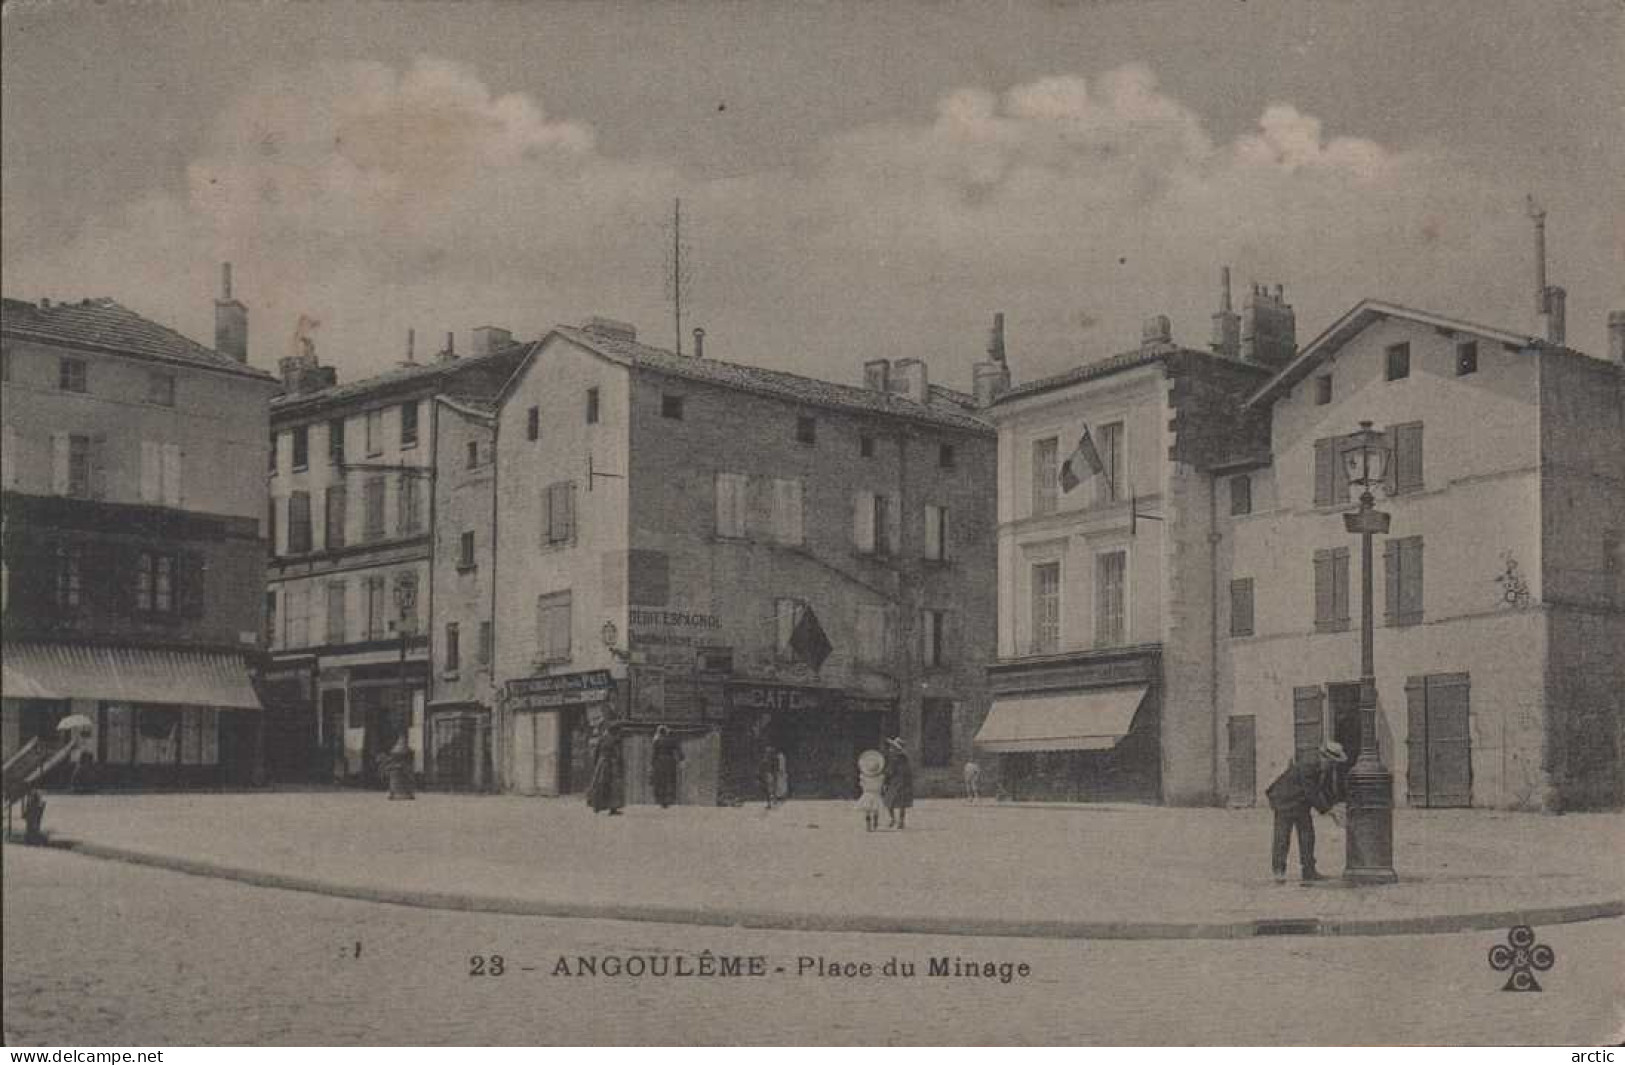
[
  {"xmin": 4, "ymin": 845, "xmax": 1622, "ymax": 1045},
  {"xmin": 32, "ymin": 792, "xmax": 1624, "ymax": 930}
]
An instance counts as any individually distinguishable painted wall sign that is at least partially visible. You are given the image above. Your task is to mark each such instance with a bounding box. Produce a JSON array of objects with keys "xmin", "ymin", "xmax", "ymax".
[
  {"xmin": 505, "ymin": 670, "xmax": 613, "ymax": 711},
  {"xmin": 629, "ymin": 608, "xmax": 722, "ymax": 630},
  {"xmin": 728, "ymin": 683, "xmax": 829, "ymax": 714}
]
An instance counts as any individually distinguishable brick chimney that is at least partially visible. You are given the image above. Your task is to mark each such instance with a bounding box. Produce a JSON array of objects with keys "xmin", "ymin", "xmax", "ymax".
[
  {"xmin": 469, "ymin": 326, "xmax": 511, "ymax": 357},
  {"xmin": 889, "ymin": 358, "xmax": 930, "ymax": 405},
  {"xmin": 1241, "ymin": 282, "xmax": 1296, "ymax": 368},
  {"xmin": 214, "ymin": 262, "xmax": 248, "ymax": 363},
  {"xmin": 863, "ymin": 358, "xmax": 890, "ymax": 392},
  {"xmin": 1210, "ymin": 266, "xmax": 1240, "ymax": 358},
  {"xmin": 973, "ymin": 312, "xmax": 1010, "ymax": 407},
  {"xmin": 1141, "ymin": 314, "xmax": 1173, "ymax": 351},
  {"xmin": 1608, "ymin": 311, "xmax": 1625, "ymax": 366}
]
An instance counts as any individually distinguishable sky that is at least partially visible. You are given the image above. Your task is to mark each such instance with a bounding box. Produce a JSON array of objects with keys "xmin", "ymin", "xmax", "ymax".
[{"xmin": 3, "ymin": 0, "xmax": 1622, "ymax": 390}]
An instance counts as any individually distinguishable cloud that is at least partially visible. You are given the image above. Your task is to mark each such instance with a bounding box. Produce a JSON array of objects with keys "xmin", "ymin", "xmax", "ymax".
[{"xmin": 7, "ymin": 58, "xmax": 1573, "ymax": 386}]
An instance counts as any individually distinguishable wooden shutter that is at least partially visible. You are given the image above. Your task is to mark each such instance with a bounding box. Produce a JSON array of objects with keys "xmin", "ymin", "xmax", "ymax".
[
  {"xmin": 1229, "ymin": 578, "xmax": 1254, "ymax": 636},
  {"xmin": 1392, "ymin": 423, "xmax": 1424, "ymax": 494},
  {"xmin": 1313, "ymin": 439, "xmax": 1335, "ymax": 506},
  {"xmin": 140, "ymin": 441, "xmax": 162, "ymax": 503},
  {"xmin": 1313, "ymin": 550, "xmax": 1334, "ymax": 629},
  {"xmin": 1402, "ymin": 537, "xmax": 1424, "ymax": 620},
  {"xmin": 1292, "ymin": 686, "xmax": 1325, "ymax": 767},
  {"xmin": 1332, "ymin": 548, "xmax": 1350, "ymax": 623},
  {"xmin": 52, "ymin": 432, "xmax": 70, "ymax": 495},
  {"xmin": 886, "ymin": 492, "xmax": 902, "ymax": 555},
  {"xmin": 1424, "ymin": 673, "xmax": 1471, "ymax": 807},
  {"xmin": 853, "ymin": 492, "xmax": 875, "ymax": 553},
  {"xmin": 1384, "ymin": 539, "xmax": 1400, "ymax": 625},
  {"xmin": 89, "ymin": 434, "xmax": 108, "ymax": 499},
  {"xmin": 327, "ymin": 581, "xmax": 347, "ymax": 644},
  {"xmin": 289, "ymin": 492, "xmax": 312, "ymax": 554},
  {"xmin": 162, "ymin": 444, "xmax": 183, "ymax": 506},
  {"xmin": 326, "ymin": 485, "xmax": 347, "ymax": 550}
]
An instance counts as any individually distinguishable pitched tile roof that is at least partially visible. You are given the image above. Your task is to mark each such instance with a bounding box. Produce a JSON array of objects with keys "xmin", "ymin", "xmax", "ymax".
[
  {"xmin": 0, "ymin": 297, "xmax": 276, "ymax": 382},
  {"xmin": 992, "ymin": 344, "xmax": 1269, "ymax": 405},
  {"xmin": 270, "ymin": 342, "xmax": 532, "ymax": 416},
  {"xmin": 553, "ymin": 326, "xmax": 994, "ymax": 435}
]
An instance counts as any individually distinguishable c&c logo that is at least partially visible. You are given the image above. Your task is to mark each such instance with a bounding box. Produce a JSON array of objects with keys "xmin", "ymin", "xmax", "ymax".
[{"xmin": 1488, "ymin": 925, "xmax": 1555, "ymax": 991}]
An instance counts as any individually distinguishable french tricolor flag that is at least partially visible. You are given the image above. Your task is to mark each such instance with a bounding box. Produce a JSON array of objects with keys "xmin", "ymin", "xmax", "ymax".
[{"xmin": 1059, "ymin": 426, "xmax": 1106, "ymax": 493}]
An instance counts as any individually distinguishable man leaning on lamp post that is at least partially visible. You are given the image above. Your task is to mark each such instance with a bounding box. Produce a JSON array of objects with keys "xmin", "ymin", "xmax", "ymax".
[{"xmin": 1265, "ymin": 740, "xmax": 1349, "ymax": 883}]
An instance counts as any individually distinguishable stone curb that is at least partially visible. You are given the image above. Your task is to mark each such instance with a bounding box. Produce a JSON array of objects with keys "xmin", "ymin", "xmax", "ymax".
[{"xmin": 44, "ymin": 838, "xmax": 1624, "ymax": 941}]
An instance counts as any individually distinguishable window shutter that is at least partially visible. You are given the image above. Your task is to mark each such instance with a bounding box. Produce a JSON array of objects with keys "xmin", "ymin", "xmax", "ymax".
[
  {"xmin": 887, "ymin": 492, "xmax": 902, "ymax": 555},
  {"xmin": 564, "ymin": 483, "xmax": 577, "ymax": 541},
  {"xmin": 1403, "ymin": 537, "xmax": 1425, "ymax": 619},
  {"xmin": 327, "ymin": 581, "xmax": 347, "ymax": 644},
  {"xmin": 853, "ymin": 492, "xmax": 875, "ymax": 553},
  {"xmin": 1333, "ymin": 548, "xmax": 1350, "ymax": 622},
  {"xmin": 163, "ymin": 444, "xmax": 183, "ymax": 506},
  {"xmin": 141, "ymin": 441, "xmax": 161, "ymax": 503},
  {"xmin": 1384, "ymin": 539, "xmax": 1400, "ymax": 625},
  {"xmin": 1313, "ymin": 439, "xmax": 1334, "ymax": 506},
  {"xmin": 178, "ymin": 550, "xmax": 206, "ymax": 618},
  {"xmin": 1292, "ymin": 686, "xmax": 1325, "ymax": 767},
  {"xmin": 326, "ymin": 485, "xmax": 347, "ymax": 550},
  {"xmin": 52, "ymin": 433, "xmax": 70, "ymax": 495},
  {"xmin": 1394, "ymin": 423, "xmax": 1424, "ymax": 493},
  {"xmin": 1331, "ymin": 435, "xmax": 1349, "ymax": 506},
  {"xmin": 89, "ymin": 434, "xmax": 108, "ymax": 499},
  {"xmin": 1313, "ymin": 550, "xmax": 1333, "ymax": 627}
]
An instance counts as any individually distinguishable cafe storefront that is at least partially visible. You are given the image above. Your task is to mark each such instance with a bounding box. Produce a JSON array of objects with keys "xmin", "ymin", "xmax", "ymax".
[{"xmin": 722, "ymin": 681, "xmax": 896, "ymax": 801}]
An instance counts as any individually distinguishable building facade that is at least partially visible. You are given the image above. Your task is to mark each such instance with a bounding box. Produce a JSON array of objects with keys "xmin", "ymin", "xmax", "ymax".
[
  {"xmin": 2, "ymin": 281, "xmax": 278, "ymax": 786},
  {"xmin": 1220, "ymin": 301, "xmax": 1625, "ymax": 811},
  {"xmin": 263, "ymin": 329, "xmax": 526, "ymax": 784},
  {"xmin": 491, "ymin": 318, "xmax": 997, "ymax": 803},
  {"xmin": 981, "ymin": 280, "xmax": 1274, "ymax": 803}
]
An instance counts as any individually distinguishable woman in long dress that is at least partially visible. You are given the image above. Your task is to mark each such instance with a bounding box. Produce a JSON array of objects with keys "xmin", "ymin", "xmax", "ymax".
[
  {"xmin": 882, "ymin": 737, "xmax": 914, "ymax": 829},
  {"xmin": 587, "ymin": 727, "xmax": 624, "ymax": 815},
  {"xmin": 650, "ymin": 725, "xmax": 683, "ymax": 808}
]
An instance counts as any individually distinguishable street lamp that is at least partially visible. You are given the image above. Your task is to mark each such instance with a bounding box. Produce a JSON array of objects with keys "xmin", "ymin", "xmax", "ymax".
[{"xmin": 1341, "ymin": 421, "xmax": 1398, "ymax": 884}]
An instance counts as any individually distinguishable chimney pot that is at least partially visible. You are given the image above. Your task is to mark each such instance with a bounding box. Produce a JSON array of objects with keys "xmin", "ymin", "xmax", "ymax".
[
  {"xmin": 973, "ymin": 360, "xmax": 1010, "ymax": 407},
  {"xmin": 1241, "ymin": 280, "xmax": 1297, "ymax": 368},
  {"xmin": 1141, "ymin": 314, "xmax": 1172, "ymax": 349},
  {"xmin": 692, "ymin": 327, "xmax": 705, "ymax": 358},
  {"xmin": 863, "ymin": 358, "xmax": 891, "ymax": 393},
  {"xmin": 986, "ymin": 312, "xmax": 1007, "ymax": 363}
]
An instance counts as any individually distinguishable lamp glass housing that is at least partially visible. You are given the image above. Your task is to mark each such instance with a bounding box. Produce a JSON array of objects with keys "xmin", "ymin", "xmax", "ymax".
[{"xmin": 1342, "ymin": 423, "xmax": 1391, "ymax": 493}]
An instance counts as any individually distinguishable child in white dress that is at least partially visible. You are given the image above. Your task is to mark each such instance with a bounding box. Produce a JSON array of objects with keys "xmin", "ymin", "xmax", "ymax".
[{"xmin": 856, "ymin": 749, "xmax": 885, "ymax": 832}]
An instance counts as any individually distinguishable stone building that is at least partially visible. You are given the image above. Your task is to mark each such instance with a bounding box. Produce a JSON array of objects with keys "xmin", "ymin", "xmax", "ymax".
[
  {"xmin": 263, "ymin": 328, "xmax": 527, "ymax": 784},
  {"xmin": 1220, "ymin": 299, "xmax": 1625, "ymax": 810},
  {"xmin": 980, "ymin": 274, "xmax": 1274, "ymax": 803},
  {"xmin": 489, "ymin": 318, "xmax": 997, "ymax": 803},
  {"xmin": 2, "ymin": 270, "xmax": 279, "ymax": 785}
]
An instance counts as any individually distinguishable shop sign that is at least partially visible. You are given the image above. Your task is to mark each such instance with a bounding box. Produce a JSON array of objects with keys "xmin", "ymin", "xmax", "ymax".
[
  {"xmin": 729, "ymin": 683, "xmax": 829, "ymax": 714},
  {"xmin": 505, "ymin": 670, "xmax": 613, "ymax": 711}
]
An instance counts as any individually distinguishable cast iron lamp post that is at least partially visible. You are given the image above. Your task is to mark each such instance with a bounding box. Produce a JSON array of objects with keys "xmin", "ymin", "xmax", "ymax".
[{"xmin": 1341, "ymin": 421, "xmax": 1399, "ymax": 884}]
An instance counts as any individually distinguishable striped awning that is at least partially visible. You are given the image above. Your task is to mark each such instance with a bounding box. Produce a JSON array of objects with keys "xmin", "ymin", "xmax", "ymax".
[
  {"xmin": 1, "ymin": 643, "xmax": 263, "ymax": 710},
  {"xmin": 974, "ymin": 686, "xmax": 1147, "ymax": 753}
]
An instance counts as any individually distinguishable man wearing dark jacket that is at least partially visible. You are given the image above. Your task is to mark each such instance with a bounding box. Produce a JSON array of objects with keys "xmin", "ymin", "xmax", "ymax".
[{"xmin": 1265, "ymin": 741, "xmax": 1348, "ymax": 882}]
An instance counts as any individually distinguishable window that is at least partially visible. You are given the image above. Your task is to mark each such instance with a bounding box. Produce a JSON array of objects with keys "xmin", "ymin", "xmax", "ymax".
[
  {"xmin": 365, "ymin": 410, "xmax": 383, "ymax": 456},
  {"xmin": 1386, "ymin": 342, "xmax": 1411, "ymax": 381},
  {"xmin": 852, "ymin": 492, "xmax": 897, "ymax": 555},
  {"xmin": 774, "ymin": 598, "xmax": 806, "ymax": 659},
  {"xmin": 855, "ymin": 604, "xmax": 891, "ymax": 666},
  {"xmin": 860, "ymin": 435, "xmax": 875, "ymax": 458},
  {"xmin": 1293, "ymin": 687, "xmax": 1326, "ymax": 768},
  {"xmin": 363, "ymin": 477, "xmax": 387, "ymax": 541},
  {"xmin": 59, "ymin": 433, "xmax": 93, "ymax": 498},
  {"xmin": 398, "ymin": 475, "xmax": 422, "ymax": 535},
  {"xmin": 444, "ymin": 623, "xmax": 461, "ymax": 673},
  {"xmin": 466, "ymin": 440, "xmax": 480, "ymax": 469},
  {"xmin": 715, "ymin": 473, "xmax": 748, "ymax": 539},
  {"xmin": 135, "ymin": 551, "xmax": 176, "ymax": 614},
  {"xmin": 147, "ymin": 371, "xmax": 176, "ymax": 407},
  {"xmin": 54, "ymin": 544, "xmax": 83, "ymax": 608},
  {"xmin": 393, "ymin": 571, "xmax": 419, "ymax": 635},
  {"xmin": 544, "ymin": 481, "xmax": 576, "ymax": 545},
  {"xmin": 1313, "ymin": 436, "xmax": 1351, "ymax": 507},
  {"xmin": 921, "ymin": 699, "xmax": 953, "ymax": 768},
  {"xmin": 586, "ymin": 388, "xmax": 600, "ymax": 424},
  {"xmin": 399, "ymin": 402, "xmax": 418, "ymax": 448},
  {"xmin": 1314, "ymin": 376, "xmax": 1333, "ymax": 405},
  {"xmin": 1313, "ymin": 547, "xmax": 1351, "ymax": 632},
  {"xmin": 921, "ymin": 608, "xmax": 948, "ymax": 667},
  {"xmin": 795, "ymin": 416, "xmax": 817, "ymax": 445},
  {"xmin": 1095, "ymin": 549, "xmax": 1127, "ymax": 648},
  {"xmin": 365, "ymin": 576, "xmax": 387, "ymax": 640},
  {"xmin": 458, "ymin": 530, "xmax": 476, "ymax": 570},
  {"xmin": 1031, "ymin": 561, "xmax": 1060, "ymax": 654},
  {"xmin": 1229, "ymin": 578, "xmax": 1255, "ymax": 637},
  {"xmin": 938, "ymin": 443, "xmax": 955, "ymax": 469},
  {"xmin": 1389, "ymin": 422, "xmax": 1424, "ymax": 495},
  {"xmin": 268, "ymin": 497, "xmax": 279, "ymax": 556},
  {"xmin": 1230, "ymin": 474, "xmax": 1252, "ymax": 516},
  {"xmin": 537, "ymin": 591, "xmax": 572, "ymax": 663},
  {"xmin": 478, "ymin": 620, "xmax": 493, "ymax": 666},
  {"xmin": 328, "ymin": 419, "xmax": 345, "ymax": 465},
  {"xmin": 1455, "ymin": 341, "xmax": 1478, "ymax": 376},
  {"xmin": 139, "ymin": 441, "xmax": 183, "ymax": 506},
  {"xmin": 527, "ymin": 407, "xmax": 540, "ymax": 441},
  {"xmin": 58, "ymin": 358, "xmax": 87, "ymax": 393},
  {"xmin": 291, "ymin": 425, "xmax": 310, "ymax": 470},
  {"xmin": 1385, "ymin": 535, "xmax": 1424, "ymax": 626},
  {"xmin": 324, "ymin": 485, "xmax": 347, "ymax": 550},
  {"xmin": 924, "ymin": 504, "xmax": 948, "ymax": 561},
  {"xmin": 326, "ymin": 581, "xmax": 347, "ymax": 645},
  {"xmin": 661, "ymin": 393, "xmax": 685, "ymax": 420},
  {"xmin": 288, "ymin": 491, "xmax": 313, "ymax": 554},
  {"xmin": 1031, "ymin": 437, "xmax": 1059, "ymax": 516},
  {"xmin": 265, "ymin": 591, "xmax": 279, "ymax": 647},
  {"xmin": 282, "ymin": 583, "xmax": 307, "ymax": 648},
  {"xmin": 771, "ymin": 478, "xmax": 804, "ymax": 546},
  {"xmin": 1096, "ymin": 422, "xmax": 1124, "ymax": 503}
]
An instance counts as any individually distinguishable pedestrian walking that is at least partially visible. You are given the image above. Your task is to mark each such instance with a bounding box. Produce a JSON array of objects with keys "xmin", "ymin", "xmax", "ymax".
[
  {"xmin": 587, "ymin": 725, "xmax": 625, "ymax": 815},
  {"xmin": 963, "ymin": 759, "xmax": 982, "ymax": 804},
  {"xmin": 69, "ymin": 747, "xmax": 96, "ymax": 794},
  {"xmin": 856, "ymin": 749, "xmax": 886, "ymax": 831},
  {"xmin": 882, "ymin": 737, "xmax": 914, "ymax": 829},
  {"xmin": 1265, "ymin": 740, "xmax": 1348, "ymax": 882},
  {"xmin": 377, "ymin": 736, "xmax": 416, "ymax": 800},
  {"xmin": 758, "ymin": 744, "xmax": 781, "ymax": 809},
  {"xmin": 650, "ymin": 725, "xmax": 683, "ymax": 808},
  {"xmin": 774, "ymin": 747, "xmax": 790, "ymax": 805}
]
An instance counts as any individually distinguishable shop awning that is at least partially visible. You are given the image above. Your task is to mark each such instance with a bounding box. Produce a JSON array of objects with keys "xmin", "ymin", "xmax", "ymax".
[
  {"xmin": 974, "ymin": 686, "xmax": 1147, "ymax": 753},
  {"xmin": 1, "ymin": 644, "xmax": 263, "ymax": 711}
]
